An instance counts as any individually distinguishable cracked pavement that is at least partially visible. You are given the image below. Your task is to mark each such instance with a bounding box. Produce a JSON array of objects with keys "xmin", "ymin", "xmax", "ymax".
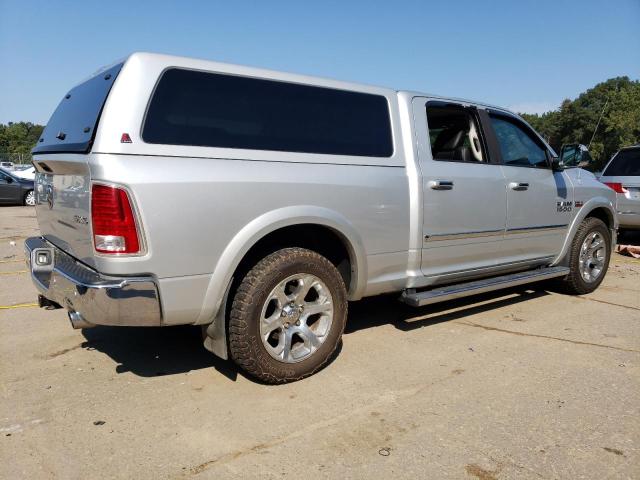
[{"xmin": 1, "ymin": 206, "xmax": 639, "ymax": 479}]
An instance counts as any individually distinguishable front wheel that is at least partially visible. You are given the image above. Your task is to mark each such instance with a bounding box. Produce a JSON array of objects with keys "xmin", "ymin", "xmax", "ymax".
[
  {"xmin": 229, "ymin": 248, "xmax": 347, "ymax": 384},
  {"xmin": 24, "ymin": 190, "xmax": 35, "ymax": 206},
  {"xmin": 557, "ymin": 217, "xmax": 611, "ymax": 295}
]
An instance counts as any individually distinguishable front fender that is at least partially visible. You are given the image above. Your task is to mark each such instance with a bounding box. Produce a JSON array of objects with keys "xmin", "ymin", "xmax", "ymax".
[
  {"xmin": 196, "ymin": 205, "xmax": 368, "ymax": 326},
  {"xmin": 552, "ymin": 196, "xmax": 617, "ymax": 266}
]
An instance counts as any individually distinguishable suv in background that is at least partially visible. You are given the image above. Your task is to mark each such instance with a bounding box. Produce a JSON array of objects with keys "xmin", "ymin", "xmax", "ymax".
[{"xmin": 600, "ymin": 145, "xmax": 640, "ymax": 232}]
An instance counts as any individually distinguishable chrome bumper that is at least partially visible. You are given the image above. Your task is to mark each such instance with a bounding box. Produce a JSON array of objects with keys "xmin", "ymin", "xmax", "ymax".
[{"xmin": 25, "ymin": 237, "xmax": 162, "ymax": 328}]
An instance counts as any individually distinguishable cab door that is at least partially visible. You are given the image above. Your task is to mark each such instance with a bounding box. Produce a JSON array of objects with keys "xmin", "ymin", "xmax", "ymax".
[
  {"xmin": 413, "ymin": 99, "xmax": 508, "ymax": 281},
  {"xmin": 484, "ymin": 112, "xmax": 573, "ymax": 262}
]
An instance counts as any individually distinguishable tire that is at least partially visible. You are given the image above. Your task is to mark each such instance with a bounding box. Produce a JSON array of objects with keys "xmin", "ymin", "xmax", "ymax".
[
  {"xmin": 24, "ymin": 190, "xmax": 35, "ymax": 206},
  {"xmin": 229, "ymin": 247, "xmax": 347, "ymax": 384},
  {"xmin": 557, "ymin": 217, "xmax": 611, "ymax": 295}
]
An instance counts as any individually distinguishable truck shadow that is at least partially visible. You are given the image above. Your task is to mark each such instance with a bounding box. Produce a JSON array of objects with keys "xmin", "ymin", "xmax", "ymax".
[
  {"xmin": 346, "ymin": 287, "xmax": 549, "ymax": 334},
  {"xmin": 81, "ymin": 286, "xmax": 550, "ymax": 382},
  {"xmin": 618, "ymin": 229, "xmax": 640, "ymax": 247}
]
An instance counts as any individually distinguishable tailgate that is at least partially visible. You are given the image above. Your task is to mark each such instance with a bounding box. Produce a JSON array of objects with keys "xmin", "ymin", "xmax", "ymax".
[{"xmin": 34, "ymin": 157, "xmax": 95, "ymax": 266}]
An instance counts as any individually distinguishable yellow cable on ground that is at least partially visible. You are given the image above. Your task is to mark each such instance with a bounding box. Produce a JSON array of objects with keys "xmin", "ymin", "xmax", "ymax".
[
  {"xmin": 0, "ymin": 303, "xmax": 39, "ymax": 310},
  {"xmin": 0, "ymin": 270, "xmax": 28, "ymax": 275}
]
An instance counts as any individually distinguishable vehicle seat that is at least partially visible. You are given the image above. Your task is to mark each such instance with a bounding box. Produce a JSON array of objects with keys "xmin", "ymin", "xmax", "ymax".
[{"xmin": 432, "ymin": 127, "xmax": 471, "ymax": 161}]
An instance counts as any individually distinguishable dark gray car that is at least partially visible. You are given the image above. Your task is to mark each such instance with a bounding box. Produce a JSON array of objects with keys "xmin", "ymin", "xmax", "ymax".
[{"xmin": 0, "ymin": 167, "xmax": 35, "ymax": 206}]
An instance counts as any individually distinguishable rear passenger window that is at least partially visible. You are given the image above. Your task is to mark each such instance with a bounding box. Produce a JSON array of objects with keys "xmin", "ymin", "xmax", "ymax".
[
  {"xmin": 426, "ymin": 105, "xmax": 487, "ymax": 163},
  {"xmin": 142, "ymin": 68, "xmax": 393, "ymax": 157},
  {"xmin": 490, "ymin": 115, "xmax": 548, "ymax": 168},
  {"xmin": 603, "ymin": 149, "xmax": 640, "ymax": 176}
]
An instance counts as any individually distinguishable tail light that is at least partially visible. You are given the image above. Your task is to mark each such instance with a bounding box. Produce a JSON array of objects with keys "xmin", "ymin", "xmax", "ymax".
[
  {"xmin": 91, "ymin": 184, "xmax": 141, "ymax": 254},
  {"xmin": 603, "ymin": 182, "xmax": 628, "ymax": 194}
]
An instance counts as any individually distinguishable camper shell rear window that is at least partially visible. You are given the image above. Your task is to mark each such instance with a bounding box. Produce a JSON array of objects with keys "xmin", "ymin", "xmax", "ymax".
[
  {"xmin": 142, "ymin": 68, "xmax": 393, "ymax": 157},
  {"xmin": 33, "ymin": 63, "xmax": 123, "ymax": 154}
]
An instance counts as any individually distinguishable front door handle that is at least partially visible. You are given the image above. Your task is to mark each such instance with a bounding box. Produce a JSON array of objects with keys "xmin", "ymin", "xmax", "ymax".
[
  {"xmin": 509, "ymin": 182, "xmax": 529, "ymax": 191},
  {"xmin": 429, "ymin": 180, "xmax": 454, "ymax": 190}
]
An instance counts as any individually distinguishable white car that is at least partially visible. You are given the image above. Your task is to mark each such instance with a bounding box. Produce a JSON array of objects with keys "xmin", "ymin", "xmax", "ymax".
[{"xmin": 12, "ymin": 166, "xmax": 36, "ymax": 180}]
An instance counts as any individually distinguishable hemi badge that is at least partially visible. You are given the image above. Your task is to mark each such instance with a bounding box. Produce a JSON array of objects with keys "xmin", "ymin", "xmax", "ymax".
[{"xmin": 575, "ymin": 201, "xmax": 584, "ymax": 208}]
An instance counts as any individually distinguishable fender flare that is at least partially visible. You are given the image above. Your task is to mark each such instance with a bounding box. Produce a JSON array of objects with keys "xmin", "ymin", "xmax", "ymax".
[
  {"xmin": 552, "ymin": 196, "xmax": 617, "ymax": 266},
  {"xmin": 197, "ymin": 204, "xmax": 367, "ymax": 323}
]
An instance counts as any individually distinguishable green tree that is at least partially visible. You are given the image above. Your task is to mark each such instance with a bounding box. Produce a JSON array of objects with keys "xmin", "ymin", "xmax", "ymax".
[
  {"xmin": 0, "ymin": 121, "xmax": 44, "ymax": 163},
  {"xmin": 519, "ymin": 77, "xmax": 640, "ymax": 171}
]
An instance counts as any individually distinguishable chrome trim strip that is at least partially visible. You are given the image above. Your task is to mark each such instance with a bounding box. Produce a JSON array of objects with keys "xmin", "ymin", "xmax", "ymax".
[
  {"xmin": 426, "ymin": 224, "xmax": 569, "ymax": 241},
  {"xmin": 425, "ymin": 229, "xmax": 504, "ymax": 242},
  {"xmin": 505, "ymin": 224, "xmax": 568, "ymax": 235}
]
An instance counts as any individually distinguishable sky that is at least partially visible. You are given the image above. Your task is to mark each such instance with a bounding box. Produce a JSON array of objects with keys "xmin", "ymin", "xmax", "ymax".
[{"xmin": 0, "ymin": 0, "xmax": 639, "ymax": 124}]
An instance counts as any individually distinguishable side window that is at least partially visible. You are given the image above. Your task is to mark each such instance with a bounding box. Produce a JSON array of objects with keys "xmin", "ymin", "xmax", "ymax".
[
  {"xmin": 603, "ymin": 148, "xmax": 640, "ymax": 176},
  {"xmin": 490, "ymin": 115, "xmax": 548, "ymax": 168},
  {"xmin": 0, "ymin": 172, "xmax": 10, "ymax": 184},
  {"xmin": 426, "ymin": 105, "xmax": 486, "ymax": 163},
  {"xmin": 142, "ymin": 68, "xmax": 393, "ymax": 157}
]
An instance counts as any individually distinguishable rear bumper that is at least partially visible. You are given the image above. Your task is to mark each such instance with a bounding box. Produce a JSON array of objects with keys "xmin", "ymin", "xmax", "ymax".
[
  {"xmin": 25, "ymin": 237, "xmax": 162, "ymax": 327},
  {"xmin": 617, "ymin": 211, "xmax": 640, "ymax": 229}
]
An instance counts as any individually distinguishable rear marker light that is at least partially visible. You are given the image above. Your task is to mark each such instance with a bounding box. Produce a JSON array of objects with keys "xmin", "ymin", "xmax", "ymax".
[
  {"xmin": 91, "ymin": 184, "xmax": 141, "ymax": 254},
  {"xmin": 604, "ymin": 182, "xmax": 628, "ymax": 194}
]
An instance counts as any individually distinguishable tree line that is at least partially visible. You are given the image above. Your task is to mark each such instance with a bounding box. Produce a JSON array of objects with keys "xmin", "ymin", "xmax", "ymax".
[
  {"xmin": 0, "ymin": 122, "xmax": 44, "ymax": 163},
  {"xmin": 521, "ymin": 76, "xmax": 640, "ymax": 171},
  {"xmin": 1, "ymin": 76, "xmax": 638, "ymax": 169}
]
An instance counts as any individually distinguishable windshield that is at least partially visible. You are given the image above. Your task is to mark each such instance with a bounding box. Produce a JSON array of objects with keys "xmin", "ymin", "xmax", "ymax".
[
  {"xmin": 603, "ymin": 148, "xmax": 640, "ymax": 176},
  {"xmin": 33, "ymin": 63, "xmax": 123, "ymax": 154}
]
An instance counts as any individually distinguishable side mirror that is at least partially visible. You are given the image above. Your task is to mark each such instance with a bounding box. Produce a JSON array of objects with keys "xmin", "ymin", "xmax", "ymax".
[
  {"xmin": 560, "ymin": 143, "xmax": 594, "ymax": 168},
  {"xmin": 5, "ymin": 176, "xmax": 13, "ymax": 184}
]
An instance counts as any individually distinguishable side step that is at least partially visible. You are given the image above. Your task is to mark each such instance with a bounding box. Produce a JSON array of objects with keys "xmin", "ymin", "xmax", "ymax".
[{"xmin": 400, "ymin": 266, "xmax": 570, "ymax": 307}]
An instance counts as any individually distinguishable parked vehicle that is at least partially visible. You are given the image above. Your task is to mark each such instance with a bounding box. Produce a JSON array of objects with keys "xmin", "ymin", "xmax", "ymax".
[
  {"xmin": 0, "ymin": 161, "xmax": 15, "ymax": 169},
  {"xmin": 27, "ymin": 53, "xmax": 617, "ymax": 383},
  {"xmin": 0, "ymin": 167, "xmax": 35, "ymax": 206},
  {"xmin": 599, "ymin": 145, "xmax": 640, "ymax": 232},
  {"xmin": 12, "ymin": 165, "xmax": 36, "ymax": 180}
]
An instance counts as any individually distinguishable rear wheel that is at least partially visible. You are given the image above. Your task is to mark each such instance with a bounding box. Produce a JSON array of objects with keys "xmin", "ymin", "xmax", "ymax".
[
  {"xmin": 557, "ymin": 217, "xmax": 611, "ymax": 295},
  {"xmin": 229, "ymin": 247, "xmax": 347, "ymax": 384},
  {"xmin": 24, "ymin": 190, "xmax": 35, "ymax": 206}
]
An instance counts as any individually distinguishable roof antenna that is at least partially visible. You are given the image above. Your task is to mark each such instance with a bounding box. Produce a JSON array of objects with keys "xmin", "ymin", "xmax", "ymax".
[
  {"xmin": 588, "ymin": 98, "xmax": 608, "ymax": 149},
  {"xmin": 588, "ymin": 81, "xmax": 620, "ymax": 149}
]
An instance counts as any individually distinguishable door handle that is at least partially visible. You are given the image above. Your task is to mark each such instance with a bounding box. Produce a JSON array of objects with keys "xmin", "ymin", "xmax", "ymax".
[
  {"xmin": 429, "ymin": 180, "xmax": 454, "ymax": 190},
  {"xmin": 509, "ymin": 182, "xmax": 529, "ymax": 191}
]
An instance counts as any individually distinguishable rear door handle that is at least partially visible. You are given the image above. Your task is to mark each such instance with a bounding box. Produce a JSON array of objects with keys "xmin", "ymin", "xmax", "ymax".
[
  {"xmin": 429, "ymin": 180, "xmax": 454, "ymax": 190},
  {"xmin": 509, "ymin": 182, "xmax": 529, "ymax": 191}
]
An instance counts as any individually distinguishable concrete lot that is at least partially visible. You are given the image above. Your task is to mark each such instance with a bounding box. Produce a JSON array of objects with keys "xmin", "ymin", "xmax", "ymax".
[{"xmin": 1, "ymin": 205, "xmax": 639, "ymax": 479}]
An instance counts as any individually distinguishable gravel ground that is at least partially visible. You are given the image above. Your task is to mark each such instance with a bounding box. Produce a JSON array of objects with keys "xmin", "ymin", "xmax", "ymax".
[{"xmin": 1, "ymin": 206, "xmax": 639, "ymax": 479}]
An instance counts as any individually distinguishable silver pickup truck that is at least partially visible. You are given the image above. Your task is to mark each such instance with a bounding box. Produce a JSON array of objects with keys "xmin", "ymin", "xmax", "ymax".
[{"xmin": 27, "ymin": 53, "xmax": 617, "ymax": 383}]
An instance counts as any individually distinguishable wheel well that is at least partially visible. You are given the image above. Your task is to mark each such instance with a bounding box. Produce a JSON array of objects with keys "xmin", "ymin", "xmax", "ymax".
[
  {"xmin": 232, "ymin": 224, "xmax": 354, "ymax": 294},
  {"xmin": 585, "ymin": 207, "xmax": 613, "ymax": 230}
]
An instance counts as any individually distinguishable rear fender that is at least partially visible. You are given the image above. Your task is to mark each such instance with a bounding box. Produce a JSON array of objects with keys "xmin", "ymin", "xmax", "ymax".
[{"xmin": 197, "ymin": 206, "xmax": 367, "ymax": 358}]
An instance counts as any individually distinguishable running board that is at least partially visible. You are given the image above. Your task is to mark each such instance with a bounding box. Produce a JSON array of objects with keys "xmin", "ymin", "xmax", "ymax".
[{"xmin": 400, "ymin": 266, "xmax": 570, "ymax": 307}]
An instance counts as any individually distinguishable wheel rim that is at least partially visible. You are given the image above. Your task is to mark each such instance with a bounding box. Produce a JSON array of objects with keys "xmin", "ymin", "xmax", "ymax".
[
  {"xmin": 259, "ymin": 273, "xmax": 334, "ymax": 364},
  {"xmin": 578, "ymin": 231, "xmax": 607, "ymax": 283},
  {"xmin": 25, "ymin": 191, "xmax": 35, "ymax": 206}
]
